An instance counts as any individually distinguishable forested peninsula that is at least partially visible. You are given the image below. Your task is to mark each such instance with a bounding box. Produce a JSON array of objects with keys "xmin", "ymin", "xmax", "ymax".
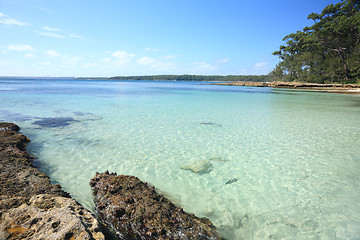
[
  {"xmin": 109, "ymin": 75, "xmax": 269, "ymax": 82},
  {"xmin": 271, "ymin": 0, "xmax": 360, "ymax": 84}
]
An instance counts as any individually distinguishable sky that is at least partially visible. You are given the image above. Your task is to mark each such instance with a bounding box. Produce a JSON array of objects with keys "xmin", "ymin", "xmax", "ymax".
[{"xmin": 0, "ymin": 0, "xmax": 342, "ymax": 77}]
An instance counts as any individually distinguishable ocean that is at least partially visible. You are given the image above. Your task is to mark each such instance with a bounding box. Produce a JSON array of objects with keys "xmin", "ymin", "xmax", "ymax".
[{"xmin": 1, "ymin": 77, "xmax": 359, "ymax": 239}]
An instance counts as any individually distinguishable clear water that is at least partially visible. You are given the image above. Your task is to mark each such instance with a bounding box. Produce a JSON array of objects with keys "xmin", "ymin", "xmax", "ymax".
[{"xmin": 1, "ymin": 77, "xmax": 360, "ymax": 239}]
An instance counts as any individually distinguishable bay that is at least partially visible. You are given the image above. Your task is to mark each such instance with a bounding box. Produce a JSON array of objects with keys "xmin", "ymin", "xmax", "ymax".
[{"xmin": 1, "ymin": 77, "xmax": 359, "ymax": 239}]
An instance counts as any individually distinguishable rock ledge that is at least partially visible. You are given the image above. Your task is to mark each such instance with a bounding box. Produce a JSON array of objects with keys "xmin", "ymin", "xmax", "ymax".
[
  {"xmin": 0, "ymin": 122, "xmax": 105, "ymax": 240},
  {"xmin": 90, "ymin": 171, "xmax": 224, "ymax": 240}
]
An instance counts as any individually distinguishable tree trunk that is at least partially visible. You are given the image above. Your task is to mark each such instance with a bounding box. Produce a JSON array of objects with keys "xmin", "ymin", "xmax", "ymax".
[
  {"xmin": 340, "ymin": 55, "xmax": 349, "ymax": 82},
  {"xmin": 334, "ymin": 49, "xmax": 349, "ymax": 82}
]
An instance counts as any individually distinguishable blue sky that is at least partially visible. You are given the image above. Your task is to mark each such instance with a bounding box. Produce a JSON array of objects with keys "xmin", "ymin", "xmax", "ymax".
[{"xmin": 0, "ymin": 0, "xmax": 342, "ymax": 77}]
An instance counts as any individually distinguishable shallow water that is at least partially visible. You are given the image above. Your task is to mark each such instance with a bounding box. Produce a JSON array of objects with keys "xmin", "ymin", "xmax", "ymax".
[{"xmin": 1, "ymin": 77, "xmax": 360, "ymax": 239}]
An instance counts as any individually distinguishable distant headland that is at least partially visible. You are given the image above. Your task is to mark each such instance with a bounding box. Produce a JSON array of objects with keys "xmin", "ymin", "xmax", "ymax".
[{"xmin": 77, "ymin": 74, "xmax": 270, "ymax": 82}]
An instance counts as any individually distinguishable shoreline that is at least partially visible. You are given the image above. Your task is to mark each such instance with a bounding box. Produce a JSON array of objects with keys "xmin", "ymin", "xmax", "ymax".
[
  {"xmin": 0, "ymin": 122, "xmax": 223, "ymax": 240},
  {"xmin": 212, "ymin": 81, "xmax": 360, "ymax": 94},
  {"xmin": 0, "ymin": 122, "xmax": 106, "ymax": 239}
]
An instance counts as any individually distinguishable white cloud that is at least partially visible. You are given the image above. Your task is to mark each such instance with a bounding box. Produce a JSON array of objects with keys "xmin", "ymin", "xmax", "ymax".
[
  {"xmin": 137, "ymin": 56, "xmax": 156, "ymax": 65},
  {"xmin": 0, "ymin": 12, "xmax": 27, "ymax": 26},
  {"xmin": 239, "ymin": 62, "xmax": 271, "ymax": 75},
  {"xmin": 145, "ymin": 47, "xmax": 159, "ymax": 52},
  {"xmin": 112, "ymin": 51, "xmax": 135, "ymax": 59},
  {"xmin": 136, "ymin": 56, "xmax": 177, "ymax": 72},
  {"xmin": 46, "ymin": 50, "xmax": 61, "ymax": 57},
  {"xmin": 253, "ymin": 62, "xmax": 270, "ymax": 74},
  {"xmin": 162, "ymin": 55, "xmax": 179, "ymax": 60},
  {"xmin": 24, "ymin": 53, "xmax": 36, "ymax": 58},
  {"xmin": 45, "ymin": 49, "xmax": 81, "ymax": 68},
  {"xmin": 43, "ymin": 26, "xmax": 61, "ymax": 31},
  {"xmin": 82, "ymin": 62, "xmax": 99, "ymax": 69},
  {"xmin": 254, "ymin": 62, "xmax": 268, "ymax": 68},
  {"xmin": 69, "ymin": 33, "xmax": 83, "ymax": 38},
  {"xmin": 0, "ymin": 60, "xmax": 10, "ymax": 66},
  {"xmin": 218, "ymin": 58, "xmax": 229, "ymax": 64},
  {"xmin": 39, "ymin": 27, "xmax": 83, "ymax": 39},
  {"xmin": 38, "ymin": 32, "xmax": 66, "ymax": 39},
  {"xmin": 8, "ymin": 44, "xmax": 34, "ymax": 51},
  {"xmin": 111, "ymin": 51, "xmax": 135, "ymax": 65},
  {"xmin": 41, "ymin": 62, "xmax": 51, "ymax": 66},
  {"xmin": 62, "ymin": 56, "xmax": 81, "ymax": 66},
  {"xmin": 192, "ymin": 62, "xmax": 216, "ymax": 71}
]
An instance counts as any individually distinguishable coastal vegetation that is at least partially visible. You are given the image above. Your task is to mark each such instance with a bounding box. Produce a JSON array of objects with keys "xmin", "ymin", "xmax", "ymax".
[
  {"xmin": 109, "ymin": 74, "xmax": 269, "ymax": 82},
  {"xmin": 271, "ymin": 0, "xmax": 360, "ymax": 83}
]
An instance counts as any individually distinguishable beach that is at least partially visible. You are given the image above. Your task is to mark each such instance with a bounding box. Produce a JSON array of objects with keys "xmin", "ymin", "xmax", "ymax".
[{"xmin": 212, "ymin": 81, "xmax": 360, "ymax": 94}]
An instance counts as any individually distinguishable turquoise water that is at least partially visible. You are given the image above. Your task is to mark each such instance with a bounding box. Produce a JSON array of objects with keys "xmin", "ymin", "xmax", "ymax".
[{"xmin": 1, "ymin": 78, "xmax": 360, "ymax": 239}]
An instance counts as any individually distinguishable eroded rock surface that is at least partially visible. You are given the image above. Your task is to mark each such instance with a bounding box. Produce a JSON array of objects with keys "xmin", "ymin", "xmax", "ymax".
[
  {"xmin": 0, "ymin": 122, "xmax": 67, "ymax": 203},
  {"xmin": 0, "ymin": 194, "xmax": 104, "ymax": 240},
  {"xmin": 90, "ymin": 171, "xmax": 224, "ymax": 240},
  {"xmin": 0, "ymin": 122, "xmax": 105, "ymax": 240}
]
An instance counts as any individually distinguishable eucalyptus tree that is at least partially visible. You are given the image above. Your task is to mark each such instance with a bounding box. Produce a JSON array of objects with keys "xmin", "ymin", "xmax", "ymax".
[{"xmin": 272, "ymin": 0, "xmax": 360, "ymax": 83}]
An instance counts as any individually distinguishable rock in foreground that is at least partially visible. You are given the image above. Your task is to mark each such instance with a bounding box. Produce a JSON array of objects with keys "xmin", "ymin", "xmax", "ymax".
[
  {"xmin": 0, "ymin": 194, "xmax": 104, "ymax": 240},
  {"xmin": 0, "ymin": 122, "xmax": 105, "ymax": 240},
  {"xmin": 90, "ymin": 171, "xmax": 224, "ymax": 240}
]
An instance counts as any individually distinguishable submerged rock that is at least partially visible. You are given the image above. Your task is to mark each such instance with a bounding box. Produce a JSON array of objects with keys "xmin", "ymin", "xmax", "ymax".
[
  {"xmin": 181, "ymin": 160, "xmax": 213, "ymax": 174},
  {"xmin": 208, "ymin": 156, "xmax": 229, "ymax": 162},
  {"xmin": 90, "ymin": 171, "xmax": 224, "ymax": 240},
  {"xmin": 31, "ymin": 113, "xmax": 102, "ymax": 128},
  {"xmin": 32, "ymin": 117, "xmax": 77, "ymax": 128},
  {"xmin": 200, "ymin": 122, "xmax": 222, "ymax": 127},
  {"xmin": 225, "ymin": 178, "xmax": 238, "ymax": 185},
  {"xmin": 72, "ymin": 112, "xmax": 103, "ymax": 122},
  {"xmin": 200, "ymin": 122, "xmax": 216, "ymax": 125},
  {"xmin": 0, "ymin": 122, "xmax": 105, "ymax": 240},
  {"xmin": 0, "ymin": 110, "xmax": 33, "ymax": 122}
]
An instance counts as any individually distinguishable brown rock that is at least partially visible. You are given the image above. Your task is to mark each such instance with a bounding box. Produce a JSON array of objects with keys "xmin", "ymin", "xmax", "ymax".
[
  {"xmin": 213, "ymin": 81, "xmax": 269, "ymax": 87},
  {"xmin": 0, "ymin": 122, "xmax": 20, "ymax": 132},
  {"xmin": 0, "ymin": 194, "xmax": 104, "ymax": 240},
  {"xmin": 90, "ymin": 171, "xmax": 224, "ymax": 240},
  {"xmin": 0, "ymin": 122, "xmax": 105, "ymax": 240},
  {"xmin": 0, "ymin": 122, "xmax": 69, "ymax": 207},
  {"xmin": 212, "ymin": 81, "xmax": 360, "ymax": 93}
]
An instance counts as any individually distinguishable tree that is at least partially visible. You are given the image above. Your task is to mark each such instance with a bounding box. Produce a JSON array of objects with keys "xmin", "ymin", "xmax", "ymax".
[{"xmin": 272, "ymin": 0, "xmax": 360, "ymax": 83}]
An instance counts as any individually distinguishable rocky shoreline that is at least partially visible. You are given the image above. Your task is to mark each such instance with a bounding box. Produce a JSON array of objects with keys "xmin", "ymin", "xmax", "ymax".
[
  {"xmin": 0, "ymin": 122, "xmax": 105, "ymax": 239},
  {"xmin": 90, "ymin": 172, "xmax": 224, "ymax": 240},
  {"xmin": 213, "ymin": 81, "xmax": 360, "ymax": 94},
  {"xmin": 0, "ymin": 122, "xmax": 224, "ymax": 240}
]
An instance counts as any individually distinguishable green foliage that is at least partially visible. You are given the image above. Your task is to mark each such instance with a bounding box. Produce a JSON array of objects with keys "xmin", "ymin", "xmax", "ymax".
[
  {"xmin": 109, "ymin": 75, "xmax": 270, "ymax": 82},
  {"xmin": 272, "ymin": 0, "xmax": 360, "ymax": 83}
]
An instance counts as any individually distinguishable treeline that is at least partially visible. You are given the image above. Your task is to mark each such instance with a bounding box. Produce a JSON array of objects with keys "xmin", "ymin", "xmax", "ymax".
[
  {"xmin": 271, "ymin": 0, "xmax": 360, "ymax": 83},
  {"xmin": 109, "ymin": 75, "xmax": 270, "ymax": 82}
]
